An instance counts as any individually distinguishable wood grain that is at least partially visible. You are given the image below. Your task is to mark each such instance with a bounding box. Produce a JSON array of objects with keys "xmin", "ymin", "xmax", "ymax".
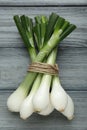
[
  {"xmin": 0, "ymin": 2, "xmax": 87, "ymax": 130},
  {"xmin": 0, "ymin": 0, "xmax": 87, "ymax": 6},
  {"xmin": 0, "ymin": 7, "xmax": 87, "ymax": 48},
  {"xmin": 0, "ymin": 91, "xmax": 87, "ymax": 130},
  {"xmin": 0, "ymin": 47, "xmax": 87, "ymax": 90}
]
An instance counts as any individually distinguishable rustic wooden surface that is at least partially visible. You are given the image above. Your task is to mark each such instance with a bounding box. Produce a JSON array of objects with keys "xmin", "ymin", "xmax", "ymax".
[
  {"xmin": 0, "ymin": 0, "xmax": 87, "ymax": 6},
  {"xmin": 0, "ymin": 1, "xmax": 87, "ymax": 130}
]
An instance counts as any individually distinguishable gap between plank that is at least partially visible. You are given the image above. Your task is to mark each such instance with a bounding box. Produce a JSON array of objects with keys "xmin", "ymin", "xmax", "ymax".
[{"xmin": 0, "ymin": 4, "xmax": 87, "ymax": 7}]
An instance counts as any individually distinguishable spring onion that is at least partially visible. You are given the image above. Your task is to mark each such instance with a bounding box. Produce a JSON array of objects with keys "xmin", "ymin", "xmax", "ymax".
[
  {"xmin": 7, "ymin": 16, "xmax": 37, "ymax": 112},
  {"xmin": 7, "ymin": 13, "xmax": 76, "ymax": 121}
]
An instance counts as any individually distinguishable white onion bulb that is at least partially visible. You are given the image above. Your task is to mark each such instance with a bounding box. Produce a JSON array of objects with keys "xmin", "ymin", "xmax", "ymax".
[
  {"xmin": 20, "ymin": 92, "xmax": 34, "ymax": 119},
  {"xmin": 51, "ymin": 76, "xmax": 68, "ymax": 112},
  {"xmin": 38, "ymin": 94, "xmax": 54, "ymax": 116},
  {"xmin": 33, "ymin": 75, "xmax": 52, "ymax": 112},
  {"xmin": 7, "ymin": 87, "xmax": 27, "ymax": 112},
  {"xmin": 62, "ymin": 95, "xmax": 74, "ymax": 120}
]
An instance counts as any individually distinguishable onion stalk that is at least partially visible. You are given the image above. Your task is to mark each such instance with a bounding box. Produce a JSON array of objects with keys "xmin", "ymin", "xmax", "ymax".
[{"xmin": 7, "ymin": 16, "xmax": 37, "ymax": 112}]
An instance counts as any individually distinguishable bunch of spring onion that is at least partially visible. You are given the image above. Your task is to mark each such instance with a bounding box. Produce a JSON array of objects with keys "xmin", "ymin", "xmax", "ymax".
[{"xmin": 7, "ymin": 13, "xmax": 76, "ymax": 120}]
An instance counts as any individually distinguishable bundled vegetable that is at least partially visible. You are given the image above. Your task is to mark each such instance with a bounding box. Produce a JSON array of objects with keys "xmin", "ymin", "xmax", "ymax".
[{"xmin": 7, "ymin": 13, "xmax": 76, "ymax": 120}]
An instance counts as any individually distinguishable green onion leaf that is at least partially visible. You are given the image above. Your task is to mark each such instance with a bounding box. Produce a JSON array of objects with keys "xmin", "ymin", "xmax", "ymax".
[
  {"xmin": 14, "ymin": 15, "xmax": 30, "ymax": 48},
  {"xmin": 45, "ymin": 13, "xmax": 59, "ymax": 42},
  {"xmin": 59, "ymin": 24, "xmax": 76, "ymax": 41}
]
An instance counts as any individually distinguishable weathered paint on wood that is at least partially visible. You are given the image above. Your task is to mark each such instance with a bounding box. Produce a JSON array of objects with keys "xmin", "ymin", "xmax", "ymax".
[
  {"xmin": 0, "ymin": 0, "xmax": 87, "ymax": 6},
  {"xmin": 0, "ymin": 91, "xmax": 87, "ymax": 130}
]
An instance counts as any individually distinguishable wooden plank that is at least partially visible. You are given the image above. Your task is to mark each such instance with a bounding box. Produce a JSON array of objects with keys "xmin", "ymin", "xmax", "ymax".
[
  {"xmin": 0, "ymin": 0, "xmax": 87, "ymax": 6},
  {"xmin": 0, "ymin": 48, "xmax": 30, "ymax": 90},
  {"xmin": 0, "ymin": 47, "xmax": 87, "ymax": 90},
  {"xmin": 0, "ymin": 7, "xmax": 87, "ymax": 48},
  {"xmin": 0, "ymin": 91, "xmax": 87, "ymax": 130}
]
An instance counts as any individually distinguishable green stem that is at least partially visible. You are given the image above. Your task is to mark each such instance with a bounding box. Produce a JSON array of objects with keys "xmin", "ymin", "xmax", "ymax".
[
  {"xmin": 28, "ymin": 47, "xmax": 37, "ymax": 62},
  {"xmin": 14, "ymin": 15, "xmax": 76, "ymax": 97},
  {"xmin": 14, "ymin": 15, "xmax": 37, "ymax": 93},
  {"xmin": 30, "ymin": 74, "xmax": 42, "ymax": 92},
  {"xmin": 30, "ymin": 21, "xmax": 72, "ymax": 93},
  {"xmin": 14, "ymin": 15, "xmax": 37, "ymax": 61},
  {"xmin": 18, "ymin": 29, "xmax": 61, "ymax": 92},
  {"xmin": 38, "ymin": 48, "xmax": 57, "ymax": 90},
  {"xmin": 18, "ymin": 24, "xmax": 76, "ymax": 95}
]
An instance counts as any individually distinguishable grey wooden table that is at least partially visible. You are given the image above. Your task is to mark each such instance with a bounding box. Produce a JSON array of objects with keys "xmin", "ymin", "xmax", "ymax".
[{"xmin": 0, "ymin": 0, "xmax": 87, "ymax": 130}]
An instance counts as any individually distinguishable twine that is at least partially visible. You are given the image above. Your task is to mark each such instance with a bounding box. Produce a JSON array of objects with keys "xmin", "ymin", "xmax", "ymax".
[{"xmin": 28, "ymin": 62, "xmax": 58, "ymax": 75}]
